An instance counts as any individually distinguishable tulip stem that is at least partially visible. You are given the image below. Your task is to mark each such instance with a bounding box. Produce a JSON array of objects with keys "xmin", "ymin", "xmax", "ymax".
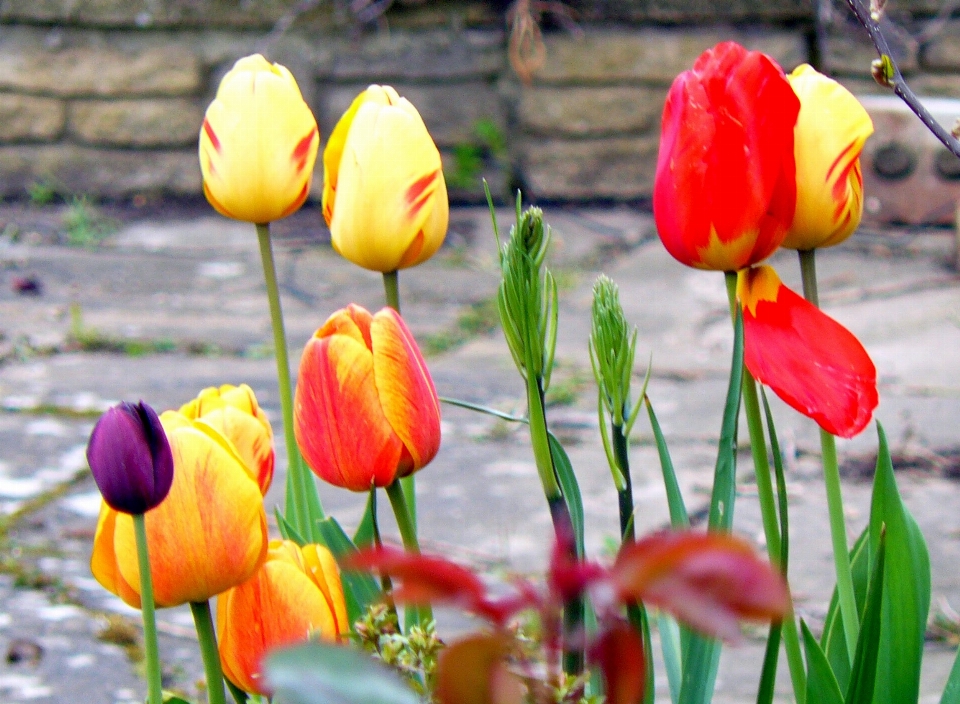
[
  {"xmin": 382, "ymin": 270, "xmax": 419, "ymax": 534},
  {"xmin": 385, "ymin": 479, "xmax": 432, "ymax": 625},
  {"xmin": 724, "ymin": 271, "xmax": 808, "ymax": 703},
  {"xmin": 256, "ymin": 223, "xmax": 321, "ymax": 538},
  {"xmin": 798, "ymin": 248, "xmax": 859, "ymax": 662},
  {"xmin": 190, "ymin": 600, "xmax": 227, "ymax": 704},
  {"xmin": 132, "ymin": 513, "xmax": 163, "ymax": 704}
]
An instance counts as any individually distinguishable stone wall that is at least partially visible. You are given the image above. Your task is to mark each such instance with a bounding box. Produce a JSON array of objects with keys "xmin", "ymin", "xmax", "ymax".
[{"xmin": 1, "ymin": 0, "xmax": 959, "ymax": 207}]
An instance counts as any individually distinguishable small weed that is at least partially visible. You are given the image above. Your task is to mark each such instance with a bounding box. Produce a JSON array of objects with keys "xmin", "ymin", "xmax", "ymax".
[
  {"xmin": 545, "ymin": 366, "xmax": 590, "ymax": 407},
  {"xmin": 26, "ymin": 180, "xmax": 56, "ymax": 206},
  {"xmin": 97, "ymin": 614, "xmax": 144, "ymax": 664},
  {"xmin": 61, "ymin": 197, "xmax": 116, "ymax": 248},
  {"xmin": 421, "ymin": 297, "xmax": 501, "ymax": 356},
  {"xmin": 444, "ymin": 118, "xmax": 509, "ymax": 191}
]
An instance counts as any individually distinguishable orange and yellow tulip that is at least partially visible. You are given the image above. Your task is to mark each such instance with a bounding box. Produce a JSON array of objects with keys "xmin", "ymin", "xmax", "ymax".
[
  {"xmin": 217, "ymin": 540, "xmax": 347, "ymax": 695},
  {"xmin": 179, "ymin": 384, "xmax": 274, "ymax": 494},
  {"xmin": 654, "ymin": 42, "xmax": 800, "ymax": 271},
  {"xmin": 783, "ymin": 64, "xmax": 874, "ymax": 250},
  {"xmin": 322, "ymin": 85, "xmax": 448, "ymax": 272},
  {"xmin": 90, "ymin": 411, "xmax": 268, "ymax": 608},
  {"xmin": 294, "ymin": 304, "xmax": 441, "ymax": 491},
  {"xmin": 738, "ymin": 265, "xmax": 878, "ymax": 437},
  {"xmin": 199, "ymin": 54, "xmax": 319, "ymax": 224}
]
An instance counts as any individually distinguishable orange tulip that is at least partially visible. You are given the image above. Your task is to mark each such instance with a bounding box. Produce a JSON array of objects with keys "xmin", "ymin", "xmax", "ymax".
[
  {"xmin": 738, "ymin": 265, "xmax": 878, "ymax": 437},
  {"xmin": 784, "ymin": 65, "xmax": 874, "ymax": 250},
  {"xmin": 294, "ymin": 304, "xmax": 441, "ymax": 491},
  {"xmin": 199, "ymin": 54, "xmax": 319, "ymax": 224},
  {"xmin": 322, "ymin": 85, "xmax": 448, "ymax": 272},
  {"xmin": 90, "ymin": 411, "xmax": 268, "ymax": 608},
  {"xmin": 217, "ymin": 540, "xmax": 347, "ymax": 695},
  {"xmin": 179, "ymin": 384, "xmax": 274, "ymax": 494}
]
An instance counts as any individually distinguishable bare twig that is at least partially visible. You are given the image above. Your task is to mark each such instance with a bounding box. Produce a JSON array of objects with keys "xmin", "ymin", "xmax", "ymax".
[{"xmin": 845, "ymin": 0, "xmax": 960, "ymax": 158}]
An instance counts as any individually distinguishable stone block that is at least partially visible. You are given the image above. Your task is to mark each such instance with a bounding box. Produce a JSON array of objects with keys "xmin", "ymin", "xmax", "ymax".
[
  {"xmin": 574, "ymin": 0, "xmax": 812, "ymax": 21},
  {"xmin": 326, "ymin": 30, "xmax": 504, "ymax": 81},
  {"xmin": 0, "ymin": 145, "xmax": 201, "ymax": 198},
  {"xmin": 0, "ymin": 94, "xmax": 65, "ymax": 141},
  {"xmin": 321, "ymin": 82, "xmax": 505, "ymax": 148},
  {"xmin": 533, "ymin": 29, "xmax": 808, "ymax": 85},
  {"xmin": 824, "ymin": 26, "xmax": 918, "ymax": 76},
  {"xmin": 518, "ymin": 136, "xmax": 659, "ymax": 200},
  {"xmin": 0, "ymin": 45, "xmax": 202, "ymax": 97},
  {"xmin": 68, "ymin": 98, "xmax": 204, "ymax": 147},
  {"xmin": 921, "ymin": 21, "xmax": 960, "ymax": 71},
  {"xmin": 518, "ymin": 86, "xmax": 666, "ymax": 137}
]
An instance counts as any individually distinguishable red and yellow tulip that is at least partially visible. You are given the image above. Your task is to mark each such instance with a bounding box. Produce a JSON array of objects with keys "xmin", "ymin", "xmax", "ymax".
[
  {"xmin": 199, "ymin": 54, "xmax": 319, "ymax": 224},
  {"xmin": 654, "ymin": 42, "xmax": 800, "ymax": 271},
  {"xmin": 783, "ymin": 64, "xmax": 874, "ymax": 250},
  {"xmin": 738, "ymin": 265, "xmax": 878, "ymax": 437},
  {"xmin": 322, "ymin": 85, "xmax": 448, "ymax": 272},
  {"xmin": 90, "ymin": 411, "xmax": 268, "ymax": 608},
  {"xmin": 179, "ymin": 384, "xmax": 274, "ymax": 494},
  {"xmin": 294, "ymin": 304, "xmax": 441, "ymax": 491},
  {"xmin": 217, "ymin": 540, "xmax": 347, "ymax": 695}
]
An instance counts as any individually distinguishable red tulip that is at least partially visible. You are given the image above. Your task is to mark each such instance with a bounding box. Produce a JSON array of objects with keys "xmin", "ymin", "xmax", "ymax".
[
  {"xmin": 738, "ymin": 265, "xmax": 878, "ymax": 437},
  {"xmin": 294, "ymin": 304, "xmax": 441, "ymax": 491},
  {"xmin": 654, "ymin": 42, "xmax": 800, "ymax": 271}
]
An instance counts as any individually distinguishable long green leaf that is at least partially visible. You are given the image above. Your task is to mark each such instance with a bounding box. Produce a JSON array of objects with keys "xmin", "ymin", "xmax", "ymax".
[
  {"xmin": 678, "ymin": 309, "xmax": 743, "ymax": 704},
  {"xmin": 316, "ymin": 516, "xmax": 382, "ymax": 626},
  {"xmin": 548, "ymin": 431, "xmax": 584, "ymax": 559},
  {"xmin": 266, "ymin": 641, "xmax": 419, "ymax": 704},
  {"xmin": 756, "ymin": 623, "xmax": 782, "ymax": 704},
  {"xmin": 275, "ymin": 506, "xmax": 307, "ymax": 546},
  {"xmin": 821, "ymin": 528, "xmax": 870, "ymax": 691},
  {"xmin": 845, "ymin": 529, "xmax": 885, "ymax": 704},
  {"xmin": 802, "ymin": 621, "xmax": 844, "ymax": 704},
  {"xmin": 659, "ymin": 613, "xmax": 683, "ymax": 704},
  {"xmin": 868, "ymin": 423, "xmax": 930, "ymax": 704},
  {"xmin": 645, "ymin": 398, "xmax": 689, "ymax": 528},
  {"xmin": 353, "ymin": 490, "xmax": 377, "ymax": 549},
  {"xmin": 939, "ymin": 646, "xmax": 960, "ymax": 704}
]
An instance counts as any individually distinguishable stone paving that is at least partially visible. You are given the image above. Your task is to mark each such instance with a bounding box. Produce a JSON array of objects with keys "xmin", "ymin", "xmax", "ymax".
[{"xmin": 0, "ymin": 202, "xmax": 959, "ymax": 702}]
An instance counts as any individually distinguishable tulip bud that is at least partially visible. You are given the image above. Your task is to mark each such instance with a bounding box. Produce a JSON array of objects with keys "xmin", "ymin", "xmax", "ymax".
[
  {"xmin": 322, "ymin": 85, "xmax": 448, "ymax": 272},
  {"xmin": 87, "ymin": 402, "xmax": 173, "ymax": 515},
  {"xmin": 199, "ymin": 54, "xmax": 319, "ymax": 224}
]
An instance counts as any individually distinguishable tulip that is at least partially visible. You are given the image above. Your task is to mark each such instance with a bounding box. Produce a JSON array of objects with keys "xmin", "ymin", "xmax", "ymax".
[
  {"xmin": 217, "ymin": 540, "xmax": 347, "ymax": 695},
  {"xmin": 294, "ymin": 304, "xmax": 441, "ymax": 491},
  {"xmin": 91, "ymin": 411, "xmax": 268, "ymax": 607},
  {"xmin": 654, "ymin": 42, "xmax": 800, "ymax": 271},
  {"xmin": 87, "ymin": 401, "xmax": 173, "ymax": 515},
  {"xmin": 179, "ymin": 384, "xmax": 274, "ymax": 494},
  {"xmin": 738, "ymin": 265, "xmax": 878, "ymax": 438},
  {"xmin": 783, "ymin": 64, "xmax": 874, "ymax": 250},
  {"xmin": 199, "ymin": 54, "xmax": 319, "ymax": 224},
  {"xmin": 322, "ymin": 85, "xmax": 448, "ymax": 272}
]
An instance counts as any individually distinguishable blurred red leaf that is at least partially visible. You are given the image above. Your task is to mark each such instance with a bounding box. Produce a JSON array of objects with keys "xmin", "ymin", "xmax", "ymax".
[
  {"xmin": 590, "ymin": 623, "xmax": 646, "ymax": 704},
  {"xmin": 435, "ymin": 634, "xmax": 524, "ymax": 704},
  {"xmin": 611, "ymin": 532, "xmax": 788, "ymax": 641}
]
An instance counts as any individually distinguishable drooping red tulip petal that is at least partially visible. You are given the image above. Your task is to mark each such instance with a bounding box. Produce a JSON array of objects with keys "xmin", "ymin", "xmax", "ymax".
[
  {"xmin": 590, "ymin": 623, "xmax": 646, "ymax": 704},
  {"xmin": 739, "ymin": 265, "xmax": 878, "ymax": 438},
  {"xmin": 611, "ymin": 531, "xmax": 789, "ymax": 642},
  {"xmin": 434, "ymin": 634, "xmax": 523, "ymax": 704}
]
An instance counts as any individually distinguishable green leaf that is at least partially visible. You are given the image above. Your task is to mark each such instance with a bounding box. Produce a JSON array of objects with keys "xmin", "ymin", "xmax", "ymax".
[
  {"xmin": 161, "ymin": 694, "xmax": 195, "ymax": 704},
  {"xmin": 821, "ymin": 528, "xmax": 870, "ymax": 691},
  {"xmin": 353, "ymin": 490, "xmax": 377, "ymax": 549},
  {"xmin": 845, "ymin": 530, "xmax": 885, "ymax": 704},
  {"xmin": 645, "ymin": 399, "xmax": 689, "ymax": 528},
  {"xmin": 640, "ymin": 606, "xmax": 656, "ymax": 704},
  {"xmin": 266, "ymin": 641, "xmax": 419, "ymax": 704},
  {"xmin": 275, "ymin": 507, "xmax": 307, "ymax": 546},
  {"xmin": 225, "ymin": 678, "xmax": 249, "ymax": 704},
  {"xmin": 658, "ymin": 613, "xmax": 683, "ymax": 704},
  {"xmin": 939, "ymin": 646, "xmax": 960, "ymax": 704},
  {"xmin": 755, "ymin": 623, "xmax": 782, "ymax": 704},
  {"xmin": 868, "ymin": 423, "xmax": 930, "ymax": 704},
  {"xmin": 548, "ymin": 431, "xmax": 584, "ymax": 559},
  {"xmin": 316, "ymin": 516, "xmax": 382, "ymax": 626},
  {"xmin": 802, "ymin": 621, "xmax": 844, "ymax": 704}
]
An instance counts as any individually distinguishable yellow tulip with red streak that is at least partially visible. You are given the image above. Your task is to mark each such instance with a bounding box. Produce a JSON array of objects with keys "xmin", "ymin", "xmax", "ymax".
[
  {"xmin": 179, "ymin": 384, "xmax": 274, "ymax": 494},
  {"xmin": 90, "ymin": 411, "xmax": 268, "ymax": 608},
  {"xmin": 199, "ymin": 54, "xmax": 319, "ymax": 224},
  {"xmin": 217, "ymin": 540, "xmax": 348, "ymax": 695},
  {"xmin": 784, "ymin": 64, "xmax": 874, "ymax": 250},
  {"xmin": 322, "ymin": 85, "xmax": 448, "ymax": 272}
]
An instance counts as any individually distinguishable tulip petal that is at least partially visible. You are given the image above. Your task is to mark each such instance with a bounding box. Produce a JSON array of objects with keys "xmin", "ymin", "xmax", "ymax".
[
  {"xmin": 612, "ymin": 531, "xmax": 789, "ymax": 641},
  {"xmin": 295, "ymin": 334, "xmax": 404, "ymax": 490},
  {"xmin": 302, "ymin": 544, "xmax": 349, "ymax": 635},
  {"xmin": 739, "ymin": 266, "xmax": 878, "ymax": 437},
  {"xmin": 370, "ymin": 309, "xmax": 441, "ymax": 473},
  {"xmin": 90, "ymin": 502, "xmax": 142, "ymax": 608}
]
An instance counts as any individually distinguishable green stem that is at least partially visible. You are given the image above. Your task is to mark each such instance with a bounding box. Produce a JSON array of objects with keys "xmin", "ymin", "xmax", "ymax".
[
  {"xmin": 798, "ymin": 249, "xmax": 859, "ymax": 660},
  {"xmin": 256, "ymin": 223, "xmax": 320, "ymax": 537},
  {"xmin": 612, "ymin": 423, "xmax": 635, "ymax": 542},
  {"xmin": 385, "ymin": 480, "xmax": 432, "ymax": 624},
  {"xmin": 382, "ymin": 270, "xmax": 418, "ymax": 535},
  {"xmin": 526, "ymin": 375, "xmax": 562, "ymax": 501},
  {"xmin": 190, "ymin": 600, "xmax": 227, "ymax": 704},
  {"xmin": 133, "ymin": 513, "xmax": 163, "ymax": 704},
  {"xmin": 724, "ymin": 271, "xmax": 807, "ymax": 703}
]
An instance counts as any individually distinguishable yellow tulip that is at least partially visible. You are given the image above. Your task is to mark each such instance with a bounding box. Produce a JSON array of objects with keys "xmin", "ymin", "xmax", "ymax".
[
  {"xmin": 199, "ymin": 54, "xmax": 319, "ymax": 224},
  {"xmin": 90, "ymin": 411, "xmax": 268, "ymax": 608},
  {"xmin": 783, "ymin": 64, "xmax": 874, "ymax": 250},
  {"xmin": 322, "ymin": 85, "xmax": 448, "ymax": 272},
  {"xmin": 217, "ymin": 540, "xmax": 348, "ymax": 695}
]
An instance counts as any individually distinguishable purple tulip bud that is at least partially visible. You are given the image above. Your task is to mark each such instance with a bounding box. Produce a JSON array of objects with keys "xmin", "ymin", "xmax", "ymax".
[{"xmin": 87, "ymin": 401, "xmax": 174, "ymax": 514}]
